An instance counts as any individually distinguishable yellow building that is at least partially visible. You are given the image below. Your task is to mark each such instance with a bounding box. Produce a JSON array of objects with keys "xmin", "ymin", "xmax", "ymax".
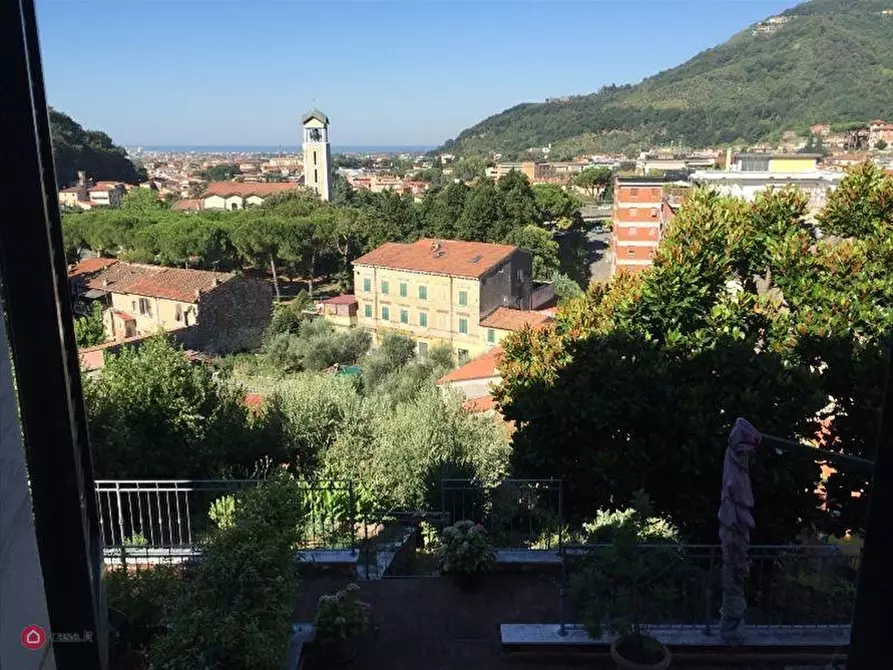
[
  {"xmin": 68, "ymin": 259, "xmax": 273, "ymax": 353},
  {"xmin": 350, "ymin": 239, "xmax": 534, "ymax": 362}
]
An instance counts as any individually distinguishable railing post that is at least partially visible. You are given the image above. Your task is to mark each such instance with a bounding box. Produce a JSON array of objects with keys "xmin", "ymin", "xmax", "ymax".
[
  {"xmin": 557, "ymin": 479, "xmax": 563, "ymax": 555},
  {"xmin": 349, "ymin": 481, "xmax": 357, "ymax": 556},
  {"xmin": 558, "ymin": 544, "xmax": 567, "ymax": 637},
  {"xmin": 703, "ymin": 546, "xmax": 716, "ymax": 636},
  {"xmin": 115, "ymin": 481, "xmax": 126, "ymax": 546}
]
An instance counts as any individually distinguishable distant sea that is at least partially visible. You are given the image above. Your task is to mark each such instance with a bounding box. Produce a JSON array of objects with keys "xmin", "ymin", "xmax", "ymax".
[{"xmin": 132, "ymin": 145, "xmax": 436, "ymax": 155}]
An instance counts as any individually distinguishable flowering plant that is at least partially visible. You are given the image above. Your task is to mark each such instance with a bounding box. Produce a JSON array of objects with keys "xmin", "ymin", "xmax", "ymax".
[
  {"xmin": 314, "ymin": 583, "xmax": 369, "ymax": 644},
  {"xmin": 437, "ymin": 520, "xmax": 496, "ymax": 574}
]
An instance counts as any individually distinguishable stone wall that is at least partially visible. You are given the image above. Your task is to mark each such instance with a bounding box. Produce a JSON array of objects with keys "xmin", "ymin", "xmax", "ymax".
[{"xmin": 194, "ymin": 276, "xmax": 272, "ymax": 354}]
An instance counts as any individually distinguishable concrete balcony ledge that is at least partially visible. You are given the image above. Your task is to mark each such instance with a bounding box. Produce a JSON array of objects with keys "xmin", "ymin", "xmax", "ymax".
[
  {"xmin": 284, "ymin": 623, "xmax": 314, "ymax": 670},
  {"xmin": 502, "ymin": 624, "xmax": 850, "ymax": 662},
  {"xmin": 494, "ymin": 549, "xmax": 562, "ymax": 565},
  {"xmin": 295, "ymin": 549, "xmax": 358, "ymax": 565}
]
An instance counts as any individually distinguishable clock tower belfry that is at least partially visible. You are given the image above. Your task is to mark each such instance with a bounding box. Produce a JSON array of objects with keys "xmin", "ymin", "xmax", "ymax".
[{"xmin": 301, "ymin": 108, "xmax": 332, "ymax": 201}]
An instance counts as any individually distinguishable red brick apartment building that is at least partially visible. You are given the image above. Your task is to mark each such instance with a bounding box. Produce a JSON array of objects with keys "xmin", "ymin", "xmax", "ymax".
[{"xmin": 610, "ymin": 177, "xmax": 689, "ymax": 276}]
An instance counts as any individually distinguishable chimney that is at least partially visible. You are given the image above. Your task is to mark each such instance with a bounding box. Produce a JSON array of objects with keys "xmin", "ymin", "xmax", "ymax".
[{"xmin": 77, "ymin": 170, "xmax": 87, "ymax": 188}]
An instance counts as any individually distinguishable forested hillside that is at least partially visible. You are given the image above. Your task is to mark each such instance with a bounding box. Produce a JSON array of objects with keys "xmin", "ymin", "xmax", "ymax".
[
  {"xmin": 50, "ymin": 108, "xmax": 146, "ymax": 187},
  {"xmin": 442, "ymin": 0, "xmax": 893, "ymax": 157}
]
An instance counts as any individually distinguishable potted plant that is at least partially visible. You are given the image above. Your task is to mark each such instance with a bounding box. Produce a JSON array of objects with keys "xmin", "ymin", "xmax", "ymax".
[
  {"xmin": 314, "ymin": 583, "xmax": 369, "ymax": 664},
  {"xmin": 571, "ymin": 492, "xmax": 680, "ymax": 669},
  {"xmin": 437, "ymin": 520, "xmax": 495, "ymax": 591}
]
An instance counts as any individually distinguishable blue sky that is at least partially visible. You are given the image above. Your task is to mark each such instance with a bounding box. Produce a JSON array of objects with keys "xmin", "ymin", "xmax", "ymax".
[{"xmin": 36, "ymin": 0, "xmax": 803, "ymax": 147}]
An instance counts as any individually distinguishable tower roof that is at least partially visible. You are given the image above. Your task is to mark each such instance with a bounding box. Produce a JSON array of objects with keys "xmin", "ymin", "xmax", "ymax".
[{"xmin": 302, "ymin": 108, "xmax": 329, "ymax": 125}]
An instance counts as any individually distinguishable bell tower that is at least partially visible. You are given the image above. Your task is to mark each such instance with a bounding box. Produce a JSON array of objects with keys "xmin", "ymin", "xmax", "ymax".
[{"xmin": 301, "ymin": 108, "xmax": 332, "ymax": 201}]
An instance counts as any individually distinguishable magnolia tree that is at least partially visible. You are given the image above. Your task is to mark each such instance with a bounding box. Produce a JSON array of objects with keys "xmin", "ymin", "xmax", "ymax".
[{"xmin": 495, "ymin": 164, "xmax": 893, "ymax": 542}]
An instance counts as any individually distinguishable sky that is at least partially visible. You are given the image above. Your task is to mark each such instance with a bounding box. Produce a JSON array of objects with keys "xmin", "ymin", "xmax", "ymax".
[{"xmin": 36, "ymin": 0, "xmax": 804, "ymax": 147}]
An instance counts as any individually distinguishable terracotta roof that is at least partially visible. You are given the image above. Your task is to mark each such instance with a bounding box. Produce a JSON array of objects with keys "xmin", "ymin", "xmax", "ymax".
[
  {"xmin": 436, "ymin": 347, "xmax": 503, "ymax": 385},
  {"xmin": 68, "ymin": 257, "xmax": 119, "ymax": 278},
  {"xmin": 354, "ymin": 239, "xmax": 518, "ymax": 279},
  {"xmin": 321, "ymin": 294, "xmax": 357, "ymax": 305},
  {"xmin": 479, "ymin": 307, "xmax": 552, "ymax": 331},
  {"xmin": 124, "ymin": 267, "xmax": 234, "ymax": 302},
  {"xmin": 84, "ymin": 262, "xmax": 234, "ymax": 302},
  {"xmin": 172, "ymin": 198, "xmax": 203, "ymax": 211},
  {"xmin": 89, "ymin": 181, "xmax": 123, "ymax": 192},
  {"xmin": 202, "ymin": 182, "xmax": 298, "ymax": 198}
]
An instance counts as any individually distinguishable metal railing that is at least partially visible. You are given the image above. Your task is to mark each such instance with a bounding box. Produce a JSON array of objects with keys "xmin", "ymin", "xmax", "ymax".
[
  {"xmin": 441, "ymin": 478, "xmax": 563, "ymax": 550},
  {"xmin": 558, "ymin": 543, "xmax": 859, "ymax": 635},
  {"xmin": 95, "ymin": 479, "xmax": 358, "ymax": 554}
]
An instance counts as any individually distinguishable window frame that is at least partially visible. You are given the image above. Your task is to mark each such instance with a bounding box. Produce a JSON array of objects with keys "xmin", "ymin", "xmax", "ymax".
[
  {"xmin": 381, "ymin": 306, "xmax": 390, "ymax": 321},
  {"xmin": 381, "ymin": 280, "xmax": 389, "ymax": 295},
  {"xmin": 458, "ymin": 317, "xmax": 468, "ymax": 334},
  {"xmin": 458, "ymin": 290, "xmax": 467, "ymax": 307},
  {"xmin": 419, "ymin": 311, "xmax": 428, "ymax": 327}
]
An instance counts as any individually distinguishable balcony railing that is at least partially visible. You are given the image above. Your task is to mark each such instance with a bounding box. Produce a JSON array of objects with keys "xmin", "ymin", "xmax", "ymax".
[{"xmin": 558, "ymin": 543, "xmax": 859, "ymax": 633}]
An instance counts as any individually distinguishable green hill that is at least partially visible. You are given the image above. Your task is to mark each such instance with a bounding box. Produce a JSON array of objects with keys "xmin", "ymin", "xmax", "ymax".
[
  {"xmin": 50, "ymin": 109, "xmax": 145, "ymax": 188},
  {"xmin": 442, "ymin": 0, "xmax": 893, "ymax": 158}
]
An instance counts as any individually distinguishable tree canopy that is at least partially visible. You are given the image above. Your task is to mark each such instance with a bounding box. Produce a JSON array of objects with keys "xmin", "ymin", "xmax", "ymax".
[
  {"xmin": 50, "ymin": 108, "xmax": 145, "ymax": 188},
  {"xmin": 496, "ymin": 164, "xmax": 893, "ymax": 543}
]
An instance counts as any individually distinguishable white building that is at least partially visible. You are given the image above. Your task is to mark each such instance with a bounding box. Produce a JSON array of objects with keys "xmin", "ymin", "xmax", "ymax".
[
  {"xmin": 200, "ymin": 182, "xmax": 298, "ymax": 210},
  {"xmin": 690, "ymin": 170, "xmax": 844, "ymax": 212}
]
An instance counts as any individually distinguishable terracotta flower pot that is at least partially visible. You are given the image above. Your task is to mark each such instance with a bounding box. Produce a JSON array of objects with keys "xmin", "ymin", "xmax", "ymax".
[
  {"xmin": 610, "ymin": 635, "xmax": 671, "ymax": 670},
  {"xmin": 321, "ymin": 637, "xmax": 356, "ymax": 665}
]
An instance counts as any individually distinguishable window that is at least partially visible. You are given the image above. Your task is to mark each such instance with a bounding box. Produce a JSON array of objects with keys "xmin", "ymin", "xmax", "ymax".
[
  {"xmin": 381, "ymin": 306, "xmax": 390, "ymax": 321},
  {"xmin": 651, "ymin": 208, "xmax": 658, "ymax": 218},
  {"xmin": 516, "ymin": 269, "xmax": 525, "ymax": 282},
  {"xmin": 458, "ymin": 349, "xmax": 470, "ymax": 364},
  {"xmin": 138, "ymin": 298, "xmax": 151, "ymax": 316},
  {"xmin": 399, "ymin": 282, "xmax": 407, "ymax": 298},
  {"xmin": 175, "ymin": 304, "xmax": 183, "ymax": 322},
  {"xmin": 487, "ymin": 328, "xmax": 495, "ymax": 344},
  {"xmin": 419, "ymin": 311, "xmax": 428, "ymax": 327},
  {"xmin": 313, "ymin": 150, "xmax": 317, "ymax": 166},
  {"xmin": 458, "ymin": 290, "xmax": 467, "ymax": 306},
  {"xmin": 381, "ymin": 280, "xmax": 389, "ymax": 295},
  {"xmin": 363, "ymin": 278, "xmax": 371, "ymax": 292},
  {"xmin": 418, "ymin": 285, "xmax": 427, "ymax": 300},
  {"xmin": 314, "ymin": 169, "xmax": 318, "ymax": 183},
  {"xmin": 364, "ymin": 303, "xmax": 372, "ymax": 318},
  {"xmin": 458, "ymin": 318, "xmax": 468, "ymax": 334},
  {"xmin": 627, "ymin": 249, "xmax": 636, "ymax": 256},
  {"xmin": 400, "ymin": 308, "xmax": 408, "ymax": 324},
  {"xmin": 131, "ymin": 301, "xmax": 136, "ymax": 313}
]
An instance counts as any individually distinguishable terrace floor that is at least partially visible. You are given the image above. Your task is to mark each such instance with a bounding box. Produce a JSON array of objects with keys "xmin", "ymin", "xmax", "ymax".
[{"xmin": 293, "ymin": 571, "xmax": 842, "ymax": 670}]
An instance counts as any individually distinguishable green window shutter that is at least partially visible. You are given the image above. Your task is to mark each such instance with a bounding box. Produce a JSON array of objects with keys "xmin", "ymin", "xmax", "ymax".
[
  {"xmin": 418, "ymin": 285, "xmax": 427, "ymax": 300},
  {"xmin": 382, "ymin": 306, "xmax": 390, "ymax": 321},
  {"xmin": 419, "ymin": 312, "xmax": 427, "ymax": 327},
  {"xmin": 399, "ymin": 283, "xmax": 407, "ymax": 298},
  {"xmin": 459, "ymin": 318, "xmax": 468, "ymax": 334},
  {"xmin": 364, "ymin": 304, "xmax": 372, "ymax": 318},
  {"xmin": 381, "ymin": 280, "xmax": 389, "ymax": 295},
  {"xmin": 458, "ymin": 290, "xmax": 467, "ymax": 307},
  {"xmin": 400, "ymin": 309, "xmax": 408, "ymax": 324},
  {"xmin": 487, "ymin": 329, "xmax": 495, "ymax": 343},
  {"xmin": 363, "ymin": 278, "xmax": 371, "ymax": 292}
]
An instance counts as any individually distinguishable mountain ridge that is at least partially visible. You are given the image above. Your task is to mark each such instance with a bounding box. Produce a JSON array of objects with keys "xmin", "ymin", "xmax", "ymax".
[{"xmin": 441, "ymin": 0, "xmax": 893, "ymax": 158}]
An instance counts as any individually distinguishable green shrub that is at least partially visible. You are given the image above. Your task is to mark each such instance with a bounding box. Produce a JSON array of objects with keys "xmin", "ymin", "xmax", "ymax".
[
  {"xmin": 104, "ymin": 564, "xmax": 182, "ymax": 653},
  {"xmin": 570, "ymin": 493, "xmax": 683, "ymax": 649},
  {"xmin": 314, "ymin": 583, "xmax": 369, "ymax": 644},
  {"xmin": 437, "ymin": 520, "xmax": 496, "ymax": 574},
  {"xmin": 149, "ymin": 477, "xmax": 302, "ymax": 670}
]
